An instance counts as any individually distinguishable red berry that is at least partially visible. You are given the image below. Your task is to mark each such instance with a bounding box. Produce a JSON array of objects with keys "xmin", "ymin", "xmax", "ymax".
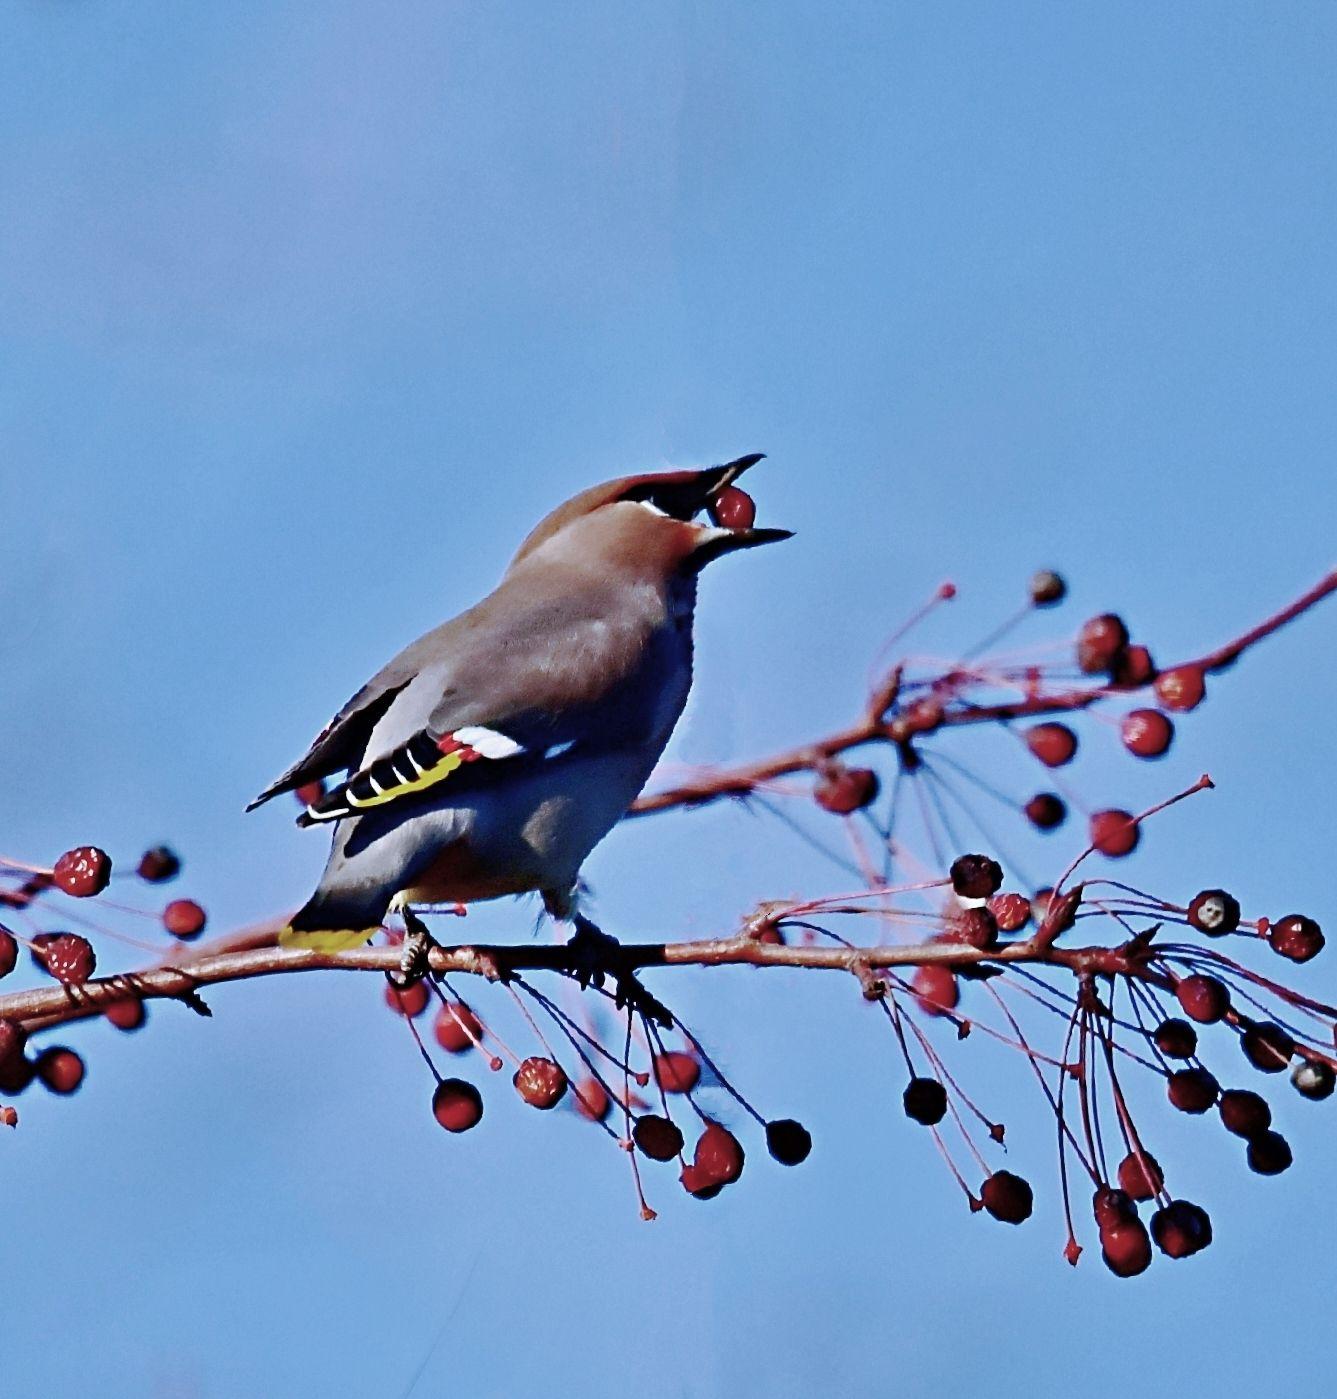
[
  {"xmin": 633, "ymin": 1114, "xmax": 684, "ymax": 1162},
  {"xmin": 295, "ymin": 780, "xmax": 325, "ymax": 807},
  {"xmin": 1246, "ymin": 1130, "xmax": 1293, "ymax": 1175},
  {"xmin": 513, "ymin": 1057, "xmax": 568, "ymax": 1109},
  {"xmin": 1024, "ymin": 792, "xmax": 1067, "ymax": 830},
  {"xmin": 1168, "ymin": 1067, "xmax": 1219, "ymax": 1114},
  {"xmin": 1111, "ymin": 644, "xmax": 1157, "ymax": 687},
  {"xmin": 1025, "ymin": 723, "xmax": 1078, "ymax": 768},
  {"xmin": 1293, "ymin": 1059, "xmax": 1336, "ymax": 1100},
  {"xmin": 1269, "ymin": 914, "xmax": 1324, "ymax": 963},
  {"xmin": 694, "ymin": 1121, "xmax": 745, "ymax": 1186},
  {"xmin": 1090, "ymin": 809, "xmax": 1139, "ymax": 857},
  {"xmin": 52, "ymin": 847, "xmax": 112, "ymax": 898},
  {"xmin": 0, "ymin": 1106, "xmax": 15, "ymax": 1128},
  {"xmin": 1029, "ymin": 569, "xmax": 1067, "ymax": 606},
  {"xmin": 573, "ymin": 1077, "xmax": 612, "ymax": 1122},
  {"xmin": 652, "ymin": 1050, "xmax": 700, "ymax": 1094},
  {"xmin": 1154, "ymin": 665, "xmax": 1205, "ymax": 712},
  {"xmin": 813, "ymin": 766, "xmax": 880, "ymax": 814},
  {"xmin": 1077, "ymin": 614, "xmax": 1130, "ymax": 674},
  {"xmin": 1218, "ymin": 1088, "xmax": 1271, "ymax": 1138},
  {"xmin": 1241, "ymin": 1022, "xmax": 1294, "ymax": 1074},
  {"xmin": 765, "ymin": 1118, "xmax": 812, "ymax": 1165},
  {"xmin": 1176, "ymin": 974, "xmax": 1230, "ymax": 1024},
  {"xmin": 36, "ymin": 1047, "xmax": 85, "ymax": 1095},
  {"xmin": 0, "ymin": 928, "xmax": 17, "ymax": 979},
  {"xmin": 1153, "ymin": 1018, "xmax": 1198, "ymax": 1059},
  {"xmin": 1150, "ymin": 1200, "xmax": 1212, "ymax": 1259},
  {"xmin": 433, "ymin": 1002, "xmax": 482, "ymax": 1052},
  {"xmin": 1120, "ymin": 709, "xmax": 1174, "ymax": 759},
  {"xmin": 136, "ymin": 846, "xmax": 180, "ymax": 882},
  {"xmin": 1093, "ymin": 1185, "xmax": 1138, "ymax": 1231},
  {"xmin": 384, "ymin": 981, "xmax": 429, "ymax": 1018},
  {"xmin": 1100, "ymin": 1218, "xmax": 1152, "ymax": 1277},
  {"xmin": 989, "ymin": 892, "xmax": 1031, "ymax": 933},
  {"xmin": 980, "ymin": 1170, "xmax": 1033, "ymax": 1224},
  {"xmin": 903, "ymin": 1077, "xmax": 948, "ymax": 1125},
  {"xmin": 946, "ymin": 906, "xmax": 997, "ymax": 950},
  {"xmin": 1187, "ymin": 889, "xmax": 1241, "ymax": 935},
  {"xmin": 432, "ymin": 1078, "xmax": 483, "ymax": 1132},
  {"xmin": 1116, "ymin": 1150, "xmax": 1163, "ymax": 1202},
  {"xmin": 680, "ymin": 1163, "xmax": 725, "ymax": 1200},
  {"xmin": 0, "ymin": 1018, "xmax": 28, "ymax": 1068},
  {"xmin": 709, "ymin": 485, "xmax": 757, "ymax": 531},
  {"xmin": 163, "ymin": 899, "xmax": 207, "ymax": 939},
  {"xmin": 950, "ymin": 854, "xmax": 1004, "ymax": 899},
  {"xmin": 911, "ymin": 964, "xmax": 959, "ymax": 1017},
  {"xmin": 105, "ymin": 997, "xmax": 146, "ymax": 1032},
  {"xmin": 38, "ymin": 933, "xmax": 96, "ymax": 985}
]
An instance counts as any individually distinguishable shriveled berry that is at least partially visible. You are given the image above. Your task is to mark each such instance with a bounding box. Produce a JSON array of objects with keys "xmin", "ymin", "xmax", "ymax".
[
  {"xmin": 1218, "ymin": 1088, "xmax": 1271, "ymax": 1138},
  {"xmin": 38, "ymin": 933, "xmax": 96, "ymax": 985},
  {"xmin": 1154, "ymin": 1018, "xmax": 1197, "ymax": 1059},
  {"xmin": 53, "ymin": 847, "xmax": 112, "ymax": 898},
  {"xmin": 513, "ymin": 1056, "xmax": 568, "ymax": 1109},
  {"xmin": 950, "ymin": 853, "xmax": 1004, "ymax": 900},
  {"xmin": 765, "ymin": 1118, "xmax": 812, "ymax": 1165},
  {"xmin": 1024, "ymin": 793, "xmax": 1067, "ymax": 830},
  {"xmin": 1029, "ymin": 569, "xmax": 1067, "ymax": 606},
  {"xmin": 709, "ymin": 485, "xmax": 757, "ymax": 531},
  {"xmin": 1269, "ymin": 914, "xmax": 1324, "ymax": 964},
  {"xmin": 433, "ymin": 1002, "xmax": 482, "ymax": 1052},
  {"xmin": 105, "ymin": 997, "xmax": 146, "ymax": 1031},
  {"xmin": 813, "ymin": 766, "xmax": 880, "ymax": 814},
  {"xmin": 573, "ymin": 1076, "xmax": 611, "ymax": 1122},
  {"xmin": 1292, "ymin": 1059, "xmax": 1336, "ymax": 1100},
  {"xmin": 1176, "ymin": 974, "xmax": 1230, "ymax": 1024},
  {"xmin": 136, "ymin": 846, "xmax": 180, "ymax": 882},
  {"xmin": 163, "ymin": 899, "xmax": 207, "ymax": 939},
  {"xmin": 633, "ymin": 1114, "xmax": 684, "ymax": 1161},
  {"xmin": 1116, "ymin": 1150, "xmax": 1163, "ymax": 1202},
  {"xmin": 432, "ymin": 1078, "xmax": 483, "ymax": 1132},
  {"xmin": 1100, "ymin": 1218, "xmax": 1152, "ymax": 1277},
  {"xmin": 0, "ymin": 1018, "xmax": 28, "ymax": 1068},
  {"xmin": 36, "ymin": 1047, "xmax": 85, "ymax": 1095},
  {"xmin": 911, "ymin": 964, "xmax": 959, "ymax": 1017},
  {"xmin": 1025, "ymin": 723, "xmax": 1078, "ymax": 768},
  {"xmin": 680, "ymin": 1163, "xmax": 725, "ymax": 1200},
  {"xmin": 980, "ymin": 1170, "xmax": 1033, "ymax": 1224},
  {"xmin": 1093, "ymin": 1185, "xmax": 1138, "ymax": 1231},
  {"xmin": 1155, "ymin": 665, "xmax": 1206, "ymax": 712},
  {"xmin": 1241, "ymin": 1022, "xmax": 1294, "ymax": 1074},
  {"xmin": 947, "ymin": 906, "xmax": 997, "ymax": 950},
  {"xmin": 1077, "ymin": 613, "xmax": 1130, "ymax": 674},
  {"xmin": 989, "ymin": 892, "xmax": 1031, "ymax": 933},
  {"xmin": 1150, "ymin": 1200, "xmax": 1212, "ymax": 1259},
  {"xmin": 1168, "ymin": 1067, "xmax": 1219, "ymax": 1114},
  {"xmin": 1121, "ymin": 710, "xmax": 1174, "ymax": 759},
  {"xmin": 653, "ymin": 1050, "xmax": 700, "ymax": 1094},
  {"xmin": 0, "ymin": 928, "xmax": 17, "ymax": 979},
  {"xmin": 1111, "ymin": 644, "xmax": 1156, "ymax": 687},
  {"xmin": 694, "ymin": 1120, "xmax": 745, "ymax": 1185},
  {"xmin": 1187, "ymin": 889, "xmax": 1241, "ymax": 936},
  {"xmin": 903, "ymin": 1077, "xmax": 948, "ymax": 1125},
  {"xmin": 1090, "ymin": 809, "xmax": 1140, "ymax": 858},
  {"xmin": 384, "ymin": 981, "xmax": 429, "ymax": 1018},
  {"xmin": 1246, "ymin": 1130, "xmax": 1293, "ymax": 1175}
]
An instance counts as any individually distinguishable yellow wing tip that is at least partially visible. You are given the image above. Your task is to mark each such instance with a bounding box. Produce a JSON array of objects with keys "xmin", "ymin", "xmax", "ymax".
[{"xmin": 278, "ymin": 924, "xmax": 380, "ymax": 952}]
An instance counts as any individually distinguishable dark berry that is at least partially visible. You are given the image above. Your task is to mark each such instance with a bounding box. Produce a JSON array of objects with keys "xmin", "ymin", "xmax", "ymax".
[
  {"xmin": 1176, "ymin": 974, "xmax": 1230, "ymax": 1024},
  {"xmin": 1150, "ymin": 1200, "xmax": 1212, "ymax": 1259},
  {"xmin": 1024, "ymin": 793, "xmax": 1067, "ymax": 830},
  {"xmin": 1155, "ymin": 665, "xmax": 1206, "ymax": 712},
  {"xmin": 384, "ymin": 981, "xmax": 429, "ymax": 1018},
  {"xmin": 1100, "ymin": 1218, "xmax": 1152, "ymax": 1277},
  {"xmin": 433, "ymin": 1002, "xmax": 482, "ymax": 1052},
  {"xmin": 1168, "ymin": 1067, "xmax": 1219, "ymax": 1114},
  {"xmin": 513, "ymin": 1056, "xmax": 568, "ymax": 1109},
  {"xmin": 950, "ymin": 853, "xmax": 1004, "ymax": 900},
  {"xmin": 813, "ymin": 766, "xmax": 880, "ymax": 814},
  {"xmin": 709, "ymin": 485, "xmax": 756, "ymax": 531},
  {"xmin": 163, "ymin": 899, "xmax": 207, "ymax": 939},
  {"xmin": 431, "ymin": 1078, "xmax": 483, "ymax": 1132},
  {"xmin": 1187, "ymin": 889, "xmax": 1241, "ymax": 936},
  {"xmin": 1120, "ymin": 710, "xmax": 1174, "ymax": 759},
  {"xmin": 0, "ymin": 1018, "xmax": 27, "ymax": 1068},
  {"xmin": 980, "ymin": 1170, "xmax": 1033, "ymax": 1224},
  {"xmin": 0, "ymin": 928, "xmax": 17, "ymax": 979},
  {"xmin": 903, "ymin": 1077, "xmax": 948, "ymax": 1126},
  {"xmin": 947, "ymin": 906, "xmax": 997, "ymax": 950},
  {"xmin": 1241, "ymin": 1022, "xmax": 1294, "ymax": 1074},
  {"xmin": 1090, "ymin": 809, "xmax": 1140, "ymax": 858},
  {"xmin": 136, "ymin": 846, "xmax": 180, "ymax": 883},
  {"xmin": 0, "ymin": 1055, "xmax": 34, "ymax": 1096},
  {"xmin": 1025, "ymin": 723, "xmax": 1078, "ymax": 768},
  {"xmin": 1077, "ymin": 614, "xmax": 1130, "ymax": 674},
  {"xmin": 1292, "ymin": 1059, "xmax": 1336, "ymax": 1100},
  {"xmin": 38, "ymin": 933, "xmax": 96, "ymax": 985},
  {"xmin": 911, "ymin": 964, "xmax": 959, "ymax": 1017},
  {"xmin": 1029, "ymin": 569, "xmax": 1067, "ymax": 606},
  {"xmin": 1116, "ymin": 1150, "xmax": 1163, "ymax": 1202},
  {"xmin": 1154, "ymin": 1018, "xmax": 1198, "ymax": 1059},
  {"xmin": 633, "ymin": 1114, "xmax": 685, "ymax": 1162},
  {"xmin": 52, "ymin": 847, "xmax": 112, "ymax": 898},
  {"xmin": 1269, "ymin": 914, "xmax": 1324, "ymax": 963},
  {"xmin": 1246, "ymin": 1130, "xmax": 1293, "ymax": 1175},
  {"xmin": 35, "ymin": 1047, "xmax": 85, "ymax": 1095},
  {"xmin": 1111, "ymin": 644, "xmax": 1157, "ymax": 687},
  {"xmin": 989, "ymin": 892, "xmax": 1031, "ymax": 933},
  {"xmin": 765, "ymin": 1118, "xmax": 812, "ymax": 1165},
  {"xmin": 1218, "ymin": 1088, "xmax": 1271, "ymax": 1138}
]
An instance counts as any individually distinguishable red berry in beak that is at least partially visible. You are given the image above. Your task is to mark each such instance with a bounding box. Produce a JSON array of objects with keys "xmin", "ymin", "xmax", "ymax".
[{"xmin": 709, "ymin": 485, "xmax": 756, "ymax": 531}]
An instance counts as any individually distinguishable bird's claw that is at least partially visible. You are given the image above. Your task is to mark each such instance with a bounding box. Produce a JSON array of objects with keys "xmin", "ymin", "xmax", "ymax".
[
  {"xmin": 565, "ymin": 918, "xmax": 674, "ymax": 1028},
  {"xmin": 387, "ymin": 906, "xmax": 436, "ymax": 989}
]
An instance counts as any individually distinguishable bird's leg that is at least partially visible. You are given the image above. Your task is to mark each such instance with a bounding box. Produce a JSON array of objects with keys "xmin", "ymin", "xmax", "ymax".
[
  {"xmin": 563, "ymin": 915, "xmax": 674, "ymax": 1029},
  {"xmin": 386, "ymin": 899, "xmax": 437, "ymax": 988}
]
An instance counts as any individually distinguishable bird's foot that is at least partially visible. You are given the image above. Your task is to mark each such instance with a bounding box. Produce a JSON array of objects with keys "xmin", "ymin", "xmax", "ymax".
[
  {"xmin": 387, "ymin": 905, "xmax": 437, "ymax": 988},
  {"xmin": 564, "ymin": 916, "xmax": 673, "ymax": 1029}
]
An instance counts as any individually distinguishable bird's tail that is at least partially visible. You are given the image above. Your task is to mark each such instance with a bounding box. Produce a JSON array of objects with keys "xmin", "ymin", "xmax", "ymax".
[{"xmin": 279, "ymin": 884, "xmax": 390, "ymax": 952}]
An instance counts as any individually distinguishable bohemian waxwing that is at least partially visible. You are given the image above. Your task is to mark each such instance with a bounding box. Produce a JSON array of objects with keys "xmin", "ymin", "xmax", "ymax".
[{"xmin": 248, "ymin": 455, "xmax": 790, "ymax": 951}]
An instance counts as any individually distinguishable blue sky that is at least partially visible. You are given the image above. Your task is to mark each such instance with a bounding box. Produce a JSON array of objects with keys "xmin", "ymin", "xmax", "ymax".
[{"xmin": 3, "ymin": 3, "xmax": 1336, "ymax": 1396}]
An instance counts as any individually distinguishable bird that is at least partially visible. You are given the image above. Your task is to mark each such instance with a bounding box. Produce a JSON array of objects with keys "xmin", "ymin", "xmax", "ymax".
[{"xmin": 246, "ymin": 454, "xmax": 790, "ymax": 960}]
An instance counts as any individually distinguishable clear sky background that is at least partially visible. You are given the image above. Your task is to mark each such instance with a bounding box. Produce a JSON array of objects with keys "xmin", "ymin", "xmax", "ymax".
[{"xmin": 3, "ymin": 4, "xmax": 1336, "ymax": 1397}]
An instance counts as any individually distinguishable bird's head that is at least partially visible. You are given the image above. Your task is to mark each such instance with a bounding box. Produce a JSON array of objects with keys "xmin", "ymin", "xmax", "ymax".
[{"xmin": 508, "ymin": 454, "xmax": 792, "ymax": 578}]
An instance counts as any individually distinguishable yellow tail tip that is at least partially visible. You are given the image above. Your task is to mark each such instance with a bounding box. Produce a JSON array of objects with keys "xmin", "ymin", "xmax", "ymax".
[{"xmin": 278, "ymin": 925, "xmax": 380, "ymax": 952}]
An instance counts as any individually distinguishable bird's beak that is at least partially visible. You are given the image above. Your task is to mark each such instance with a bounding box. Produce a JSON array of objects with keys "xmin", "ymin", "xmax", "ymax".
[{"xmin": 689, "ymin": 454, "xmax": 793, "ymax": 564}]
